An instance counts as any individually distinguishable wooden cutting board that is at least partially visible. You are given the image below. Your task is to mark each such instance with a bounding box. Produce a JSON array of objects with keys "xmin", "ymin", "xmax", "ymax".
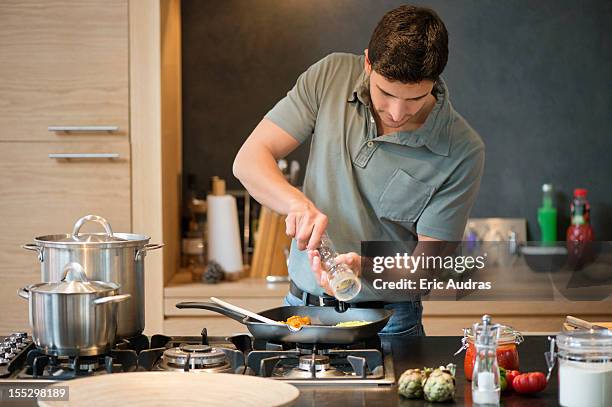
[
  {"xmin": 563, "ymin": 322, "xmax": 612, "ymax": 331},
  {"xmin": 38, "ymin": 372, "xmax": 299, "ymax": 407},
  {"xmin": 251, "ymin": 206, "xmax": 291, "ymax": 278}
]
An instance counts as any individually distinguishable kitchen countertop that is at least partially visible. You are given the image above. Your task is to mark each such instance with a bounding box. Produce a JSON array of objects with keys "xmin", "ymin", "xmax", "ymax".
[
  {"xmin": 295, "ymin": 335, "xmax": 558, "ymax": 407},
  {"xmin": 0, "ymin": 336, "xmax": 562, "ymax": 406}
]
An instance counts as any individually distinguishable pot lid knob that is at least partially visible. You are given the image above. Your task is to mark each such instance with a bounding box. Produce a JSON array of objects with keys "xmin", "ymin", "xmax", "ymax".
[
  {"xmin": 62, "ymin": 262, "xmax": 89, "ymax": 282},
  {"xmin": 71, "ymin": 214, "xmax": 117, "ymax": 242}
]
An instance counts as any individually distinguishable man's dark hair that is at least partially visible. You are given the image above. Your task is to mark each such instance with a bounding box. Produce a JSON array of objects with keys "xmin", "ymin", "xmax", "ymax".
[{"xmin": 368, "ymin": 5, "xmax": 448, "ymax": 83}]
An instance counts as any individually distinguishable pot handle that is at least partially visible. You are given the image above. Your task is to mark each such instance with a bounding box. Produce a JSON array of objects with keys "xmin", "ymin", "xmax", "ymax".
[
  {"xmin": 93, "ymin": 293, "xmax": 131, "ymax": 306},
  {"xmin": 22, "ymin": 243, "xmax": 44, "ymax": 262},
  {"xmin": 135, "ymin": 243, "xmax": 164, "ymax": 261},
  {"xmin": 175, "ymin": 301, "xmax": 248, "ymax": 324},
  {"xmin": 72, "ymin": 215, "xmax": 114, "ymax": 239},
  {"xmin": 18, "ymin": 287, "xmax": 30, "ymax": 300}
]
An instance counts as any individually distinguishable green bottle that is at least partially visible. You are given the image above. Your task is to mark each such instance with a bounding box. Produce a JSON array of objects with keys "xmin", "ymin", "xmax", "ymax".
[{"xmin": 537, "ymin": 183, "xmax": 557, "ymax": 244}]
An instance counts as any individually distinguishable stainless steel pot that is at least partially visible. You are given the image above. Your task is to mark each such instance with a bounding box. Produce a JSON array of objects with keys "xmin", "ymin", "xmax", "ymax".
[
  {"xmin": 22, "ymin": 215, "xmax": 163, "ymax": 338},
  {"xmin": 18, "ymin": 262, "xmax": 131, "ymax": 356}
]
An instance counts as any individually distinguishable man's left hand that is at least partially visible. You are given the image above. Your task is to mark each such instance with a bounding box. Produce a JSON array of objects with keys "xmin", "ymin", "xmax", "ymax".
[{"xmin": 307, "ymin": 250, "xmax": 361, "ymax": 297}]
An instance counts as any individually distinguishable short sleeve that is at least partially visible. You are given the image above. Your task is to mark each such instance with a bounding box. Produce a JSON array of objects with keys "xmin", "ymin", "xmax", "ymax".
[
  {"xmin": 416, "ymin": 146, "xmax": 485, "ymax": 241},
  {"xmin": 264, "ymin": 56, "xmax": 331, "ymax": 144}
]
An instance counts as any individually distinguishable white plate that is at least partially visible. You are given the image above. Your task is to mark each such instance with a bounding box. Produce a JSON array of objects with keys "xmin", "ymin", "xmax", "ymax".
[{"xmin": 38, "ymin": 372, "xmax": 300, "ymax": 407}]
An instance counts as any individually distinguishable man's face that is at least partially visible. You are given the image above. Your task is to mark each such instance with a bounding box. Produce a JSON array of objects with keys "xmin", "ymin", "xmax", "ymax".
[{"xmin": 365, "ymin": 51, "xmax": 435, "ymax": 129}]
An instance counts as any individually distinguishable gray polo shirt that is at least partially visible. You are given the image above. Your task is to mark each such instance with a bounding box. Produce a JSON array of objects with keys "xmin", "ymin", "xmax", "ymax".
[{"xmin": 265, "ymin": 53, "xmax": 485, "ymax": 302}]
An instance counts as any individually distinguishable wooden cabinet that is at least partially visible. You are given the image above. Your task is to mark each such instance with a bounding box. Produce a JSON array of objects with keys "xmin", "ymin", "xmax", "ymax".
[
  {"xmin": 0, "ymin": 0, "xmax": 128, "ymax": 142},
  {"xmin": 0, "ymin": 0, "xmax": 131, "ymax": 333},
  {"xmin": 0, "ymin": 0, "xmax": 182, "ymax": 335},
  {"xmin": 0, "ymin": 141, "xmax": 131, "ymax": 332}
]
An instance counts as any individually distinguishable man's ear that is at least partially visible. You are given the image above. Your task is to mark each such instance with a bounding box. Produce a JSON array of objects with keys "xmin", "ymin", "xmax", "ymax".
[{"xmin": 364, "ymin": 49, "xmax": 372, "ymax": 74}]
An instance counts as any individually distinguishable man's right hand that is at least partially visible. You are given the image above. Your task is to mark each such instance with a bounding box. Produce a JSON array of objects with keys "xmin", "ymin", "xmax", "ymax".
[{"xmin": 285, "ymin": 198, "xmax": 328, "ymax": 250}]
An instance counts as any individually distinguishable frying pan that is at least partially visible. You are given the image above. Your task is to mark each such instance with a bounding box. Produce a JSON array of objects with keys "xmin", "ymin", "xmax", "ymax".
[{"xmin": 175, "ymin": 302, "xmax": 393, "ymax": 344}]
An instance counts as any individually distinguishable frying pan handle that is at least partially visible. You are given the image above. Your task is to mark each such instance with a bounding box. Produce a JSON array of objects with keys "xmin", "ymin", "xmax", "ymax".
[{"xmin": 175, "ymin": 301, "xmax": 247, "ymax": 324}]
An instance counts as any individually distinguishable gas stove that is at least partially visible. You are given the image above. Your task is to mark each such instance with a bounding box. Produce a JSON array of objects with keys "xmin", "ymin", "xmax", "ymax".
[
  {"xmin": 0, "ymin": 330, "xmax": 394, "ymax": 386},
  {"xmin": 246, "ymin": 336, "xmax": 395, "ymax": 385}
]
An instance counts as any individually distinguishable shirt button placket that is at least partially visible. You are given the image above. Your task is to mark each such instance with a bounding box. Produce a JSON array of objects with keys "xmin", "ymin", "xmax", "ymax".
[
  {"xmin": 355, "ymin": 140, "xmax": 378, "ymax": 168},
  {"xmin": 353, "ymin": 109, "xmax": 379, "ymax": 168}
]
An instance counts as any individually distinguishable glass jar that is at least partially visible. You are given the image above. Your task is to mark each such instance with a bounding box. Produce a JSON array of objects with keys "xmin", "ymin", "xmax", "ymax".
[
  {"xmin": 459, "ymin": 324, "xmax": 523, "ymax": 380},
  {"xmin": 317, "ymin": 233, "xmax": 361, "ymax": 301},
  {"xmin": 556, "ymin": 329, "xmax": 612, "ymax": 407},
  {"xmin": 471, "ymin": 315, "xmax": 502, "ymax": 405}
]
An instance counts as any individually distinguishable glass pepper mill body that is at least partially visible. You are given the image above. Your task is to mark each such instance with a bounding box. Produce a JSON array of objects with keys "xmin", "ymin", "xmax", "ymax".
[
  {"xmin": 472, "ymin": 315, "xmax": 502, "ymax": 405},
  {"xmin": 317, "ymin": 233, "xmax": 362, "ymax": 301}
]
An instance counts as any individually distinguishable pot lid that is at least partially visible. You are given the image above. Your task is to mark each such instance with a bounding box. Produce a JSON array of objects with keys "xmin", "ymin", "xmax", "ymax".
[
  {"xmin": 65, "ymin": 215, "xmax": 128, "ymax": 243},
  {"xmin": 28, "ymin": 262, "xmax": 118, "ymax": 294},
  {"xmin": 34, "ymin": 215, "xmax": 145, "ymax": 245},
  {"xmin": 557, "ymin": 329, "xmax": 612, "ymax": 352}
]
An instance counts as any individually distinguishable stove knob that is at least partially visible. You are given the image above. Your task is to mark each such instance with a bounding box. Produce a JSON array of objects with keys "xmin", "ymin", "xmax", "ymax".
[
  {"xmin": 3, "ymin": 352, "xmax": 13, "ymax": 360},
  {"xmin": 0, "ymin": 357, "xmax": 9, "ymax": 366}
]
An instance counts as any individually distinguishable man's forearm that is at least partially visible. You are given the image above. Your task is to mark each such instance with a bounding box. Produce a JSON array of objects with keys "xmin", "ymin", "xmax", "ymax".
[{"xmin": 233, "ymin": 143, "xmax": 307, "ymax": 214}]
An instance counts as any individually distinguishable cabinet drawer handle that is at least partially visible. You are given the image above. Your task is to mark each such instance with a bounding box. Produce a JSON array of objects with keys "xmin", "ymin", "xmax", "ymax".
[
  {"xmin": 48, "ymin": 126, "xmax": 119, "ymax": 133},
  {"xmin": 48, "ymin": 153, "xmax": 120, "ymax": 159}
]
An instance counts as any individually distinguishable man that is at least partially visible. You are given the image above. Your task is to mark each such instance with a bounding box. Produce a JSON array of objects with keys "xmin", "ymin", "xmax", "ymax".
[{"xmin": 233, "ymin": 5, "xmax": 484, "ymax": 337}]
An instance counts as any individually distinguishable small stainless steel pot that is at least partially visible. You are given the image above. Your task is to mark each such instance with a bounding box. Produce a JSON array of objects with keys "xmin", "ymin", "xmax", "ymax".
[
  {"xmin": 18, "ymin": 262, "xmax": 131, "ymax": 356},
  {"xmin": 22, "ymin": 215, "xmax": 163, "ymax": 338}
]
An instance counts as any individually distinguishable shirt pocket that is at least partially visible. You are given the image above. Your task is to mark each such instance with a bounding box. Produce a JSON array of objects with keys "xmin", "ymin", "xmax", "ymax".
[{"xmin": 377, "ymin": 168, "xmax": 435, "ymax": 223}]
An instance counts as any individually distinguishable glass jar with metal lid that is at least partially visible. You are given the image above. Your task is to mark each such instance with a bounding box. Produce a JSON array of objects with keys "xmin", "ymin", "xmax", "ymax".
[
  {"xmin": 456, "ymin": 323, "xmax": 523, "ymax": 380},
  {"xmin": 554, "ymin": 329, "xmax": 612, "ymax": 407}
]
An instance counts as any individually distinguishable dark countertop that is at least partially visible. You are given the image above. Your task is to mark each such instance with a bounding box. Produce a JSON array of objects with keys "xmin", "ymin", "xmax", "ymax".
[{"xmin": 295, "ymin": 336, "xmax": 559, "ymax": 407}]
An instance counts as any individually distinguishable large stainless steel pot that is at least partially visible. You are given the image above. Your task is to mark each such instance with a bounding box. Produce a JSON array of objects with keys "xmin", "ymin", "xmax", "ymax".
[
  {"xmin": 18, "ymin": 262, "xmax": 131, "ymax": 356},
  {"xmin": 22, "ymin": 215, "xmax": 163, "ymax": 338}
]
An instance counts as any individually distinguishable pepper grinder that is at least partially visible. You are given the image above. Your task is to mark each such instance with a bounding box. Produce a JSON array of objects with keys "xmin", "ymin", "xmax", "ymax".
[
  {"xmin": 472, "ymin": 315, "xmax": 502, "ymax": 405},
  {"xmin": 317, "ymin": 232, "xmax": 362, "ymax": 301}
]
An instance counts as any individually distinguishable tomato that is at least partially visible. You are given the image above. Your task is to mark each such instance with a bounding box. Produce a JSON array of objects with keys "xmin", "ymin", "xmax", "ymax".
[
  {"xmin": 512, "ymin": 372, "xmax": 547, "ymax": 394},
  {"xmin": 505, "ymin": 370, "xmax": 521, "ymax": 392}
]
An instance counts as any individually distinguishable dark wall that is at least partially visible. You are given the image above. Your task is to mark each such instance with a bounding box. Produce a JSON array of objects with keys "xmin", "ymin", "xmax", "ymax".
[{"xmin": 181, "ymin": 0, "xmax": 612, "ymax": 239}]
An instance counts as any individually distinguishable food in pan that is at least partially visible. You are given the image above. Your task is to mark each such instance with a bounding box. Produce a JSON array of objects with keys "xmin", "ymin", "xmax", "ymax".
[
  {"xmin": 334, "ymin": 320, "xmax": 370, "ymax": 327},
  {"xmin": 282, "ymin": 315, "xmax": 312, "ymax": 329}
]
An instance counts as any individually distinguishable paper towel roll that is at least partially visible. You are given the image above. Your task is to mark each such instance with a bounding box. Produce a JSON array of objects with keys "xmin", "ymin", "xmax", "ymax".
[{"xmin": 206, "ymin": 194, "xmax": 244, "ymax": 274}]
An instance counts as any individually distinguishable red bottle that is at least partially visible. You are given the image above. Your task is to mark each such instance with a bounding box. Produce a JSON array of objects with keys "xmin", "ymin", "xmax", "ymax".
[{"xmin": 566, "ymin": 188, "xmax": 594, "ymax": 268}]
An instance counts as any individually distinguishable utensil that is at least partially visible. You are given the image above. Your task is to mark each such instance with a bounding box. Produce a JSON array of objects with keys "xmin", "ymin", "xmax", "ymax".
[
  {"xmin": 278, "ymin": 159, "xmax": 288, "ymax": 181},
  {"xmin": 18, "ymin": 262, "xmax": 130, "ymax": 356},
  {"xmin": 175, "ymin": 302, "xmax": 393, "ymax": 344},
  {"xmin": 38, "ymin": 372, "xmax": 300, "ymax": 407},
  {"xmin": 22, "ymin": 214, "xmax": 163, "ymax": 338},
  {"xmin": 544, "ymin": 336, "xmax": 556, "ymax": 382},
  {"xmin": 210, "ymin": 297, "xmax": 281, "ymax": 324},
  {"xmin": 210, "ymin": 297, "xmax": 301, "ymax": 332},
  {"xmin": 289, "ymin": 160, "xmax": 300, "ymax": 186},
  {"xmin": 565, "ymin": 315, "xmax": 609, "ymax": 330}
]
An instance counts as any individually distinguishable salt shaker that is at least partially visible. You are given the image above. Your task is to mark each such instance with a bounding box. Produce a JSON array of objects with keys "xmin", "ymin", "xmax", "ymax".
[
  {"xmin": 472, "ymin": 315, "xmax": 502, "ymax": 406},
  {"xmin": 317, "ymin": 233, "xmax": 362, "ymax": 301}
]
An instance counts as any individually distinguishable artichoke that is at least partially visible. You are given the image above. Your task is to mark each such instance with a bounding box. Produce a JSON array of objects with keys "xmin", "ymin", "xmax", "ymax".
[
  {"xmin": 398, "ymin": 368, "xmax": 427, "ymax": 399},
  {"xmin": 423, "ymin": 364, "xmax": 456, "ymax": 402}
]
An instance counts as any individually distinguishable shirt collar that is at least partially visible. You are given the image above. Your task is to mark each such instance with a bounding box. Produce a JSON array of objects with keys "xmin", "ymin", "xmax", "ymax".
[{"xmin": 347, "ymin": 72, "xmax": 451, "ymax": 157}]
